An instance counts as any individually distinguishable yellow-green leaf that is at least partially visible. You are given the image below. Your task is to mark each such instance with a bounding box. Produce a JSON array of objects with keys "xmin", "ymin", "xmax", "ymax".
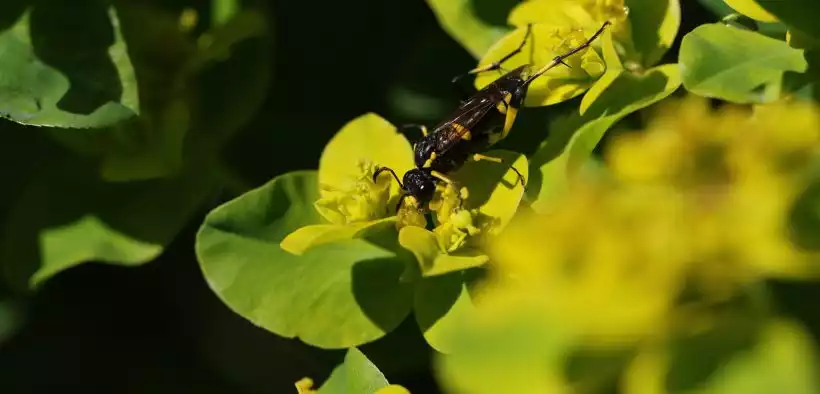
[
  {"xmin": 474, "ymin": 25, "xmax": 606, "ymax": 107},
  {"xmin": 680, "ymin": 23, "xmax": 808, "ymax": 104},
  {"xmin": 374, "ymin": 385, "xmax": 411, "ymax": 394},
  {"xmin": 318, "ymin": 113, "xmax": 414, "ymax": 196},
  {"xmin": 280, "ymin": 218, "xmax": 395, "ymax": 255},
  {"xmin": 398, "ymin": 226, "xmax": 488, "ymax": 277},
  {"xmin": 530, "ymin": 64, "xmax": 681, "ymax": 210},
  {"xmin": 316, "ymin": 348, "xmax": 390, "ymax": 394},
  {"xmin": 726, "ymin": 0, "xmax": 779, "ymax": 22}
]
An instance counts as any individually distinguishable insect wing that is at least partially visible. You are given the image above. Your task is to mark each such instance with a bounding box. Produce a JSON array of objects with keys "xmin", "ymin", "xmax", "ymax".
[{"xmin": 430, "ymin": 94, "xmax": 498, "ymax": 154}]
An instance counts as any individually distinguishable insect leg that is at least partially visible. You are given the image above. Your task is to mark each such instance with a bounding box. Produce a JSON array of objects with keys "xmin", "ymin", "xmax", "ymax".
[
  {"xmin": 472, "ymin": 153, "xmax": 526, "ymax": 186},
  {"xmin": 430, "ymin": 170, "xmax": 456, "ymax": 185},
  {"xmin": 450, "ymin": 23, "xmax": 533, "ymax": 85}
]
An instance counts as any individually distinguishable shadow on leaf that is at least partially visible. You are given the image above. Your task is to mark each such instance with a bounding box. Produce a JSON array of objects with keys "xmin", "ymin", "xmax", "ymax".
[{"xmin": 30, "ymin": 0, "xmax": 123, "ymax": 115}]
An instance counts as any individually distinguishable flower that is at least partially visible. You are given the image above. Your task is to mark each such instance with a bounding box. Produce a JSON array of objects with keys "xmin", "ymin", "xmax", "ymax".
[
  {"xmin": 475, "ymin": 22, "xmax": 609, "ymax": 107},
  {"xmin": 280, "ymin": 114, "xmax": 530, "ymax": 277},
  {"xmin": 479, "ymin": 96, "xmax": 820, "ymax": 344},
  {"xmin": 280, "ymin": 113, "xmax": 413, "ymax": 255}
]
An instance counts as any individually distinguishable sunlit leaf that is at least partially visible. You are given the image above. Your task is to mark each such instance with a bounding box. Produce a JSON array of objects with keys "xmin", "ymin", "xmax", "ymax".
[
  {"xmin": 316, "ymin": 348, "xmax": 390, "ymax": 394},
  {"xmin": 423, "ymin": 0, "xmax": 509, "ymax": 59},
  {"xmin": 474, "ymin": 25, "xmax": 606, "ymax": 107},
  {"xmin": 530, "ymin": 64, "xmax": 681, "ymax": 210},
  {"xmin": 374, "ymin": 385, "xmax": 412, "ymax": 394},
  {"xmin": 725, "ymin": 0, "xmax": 778, "ymax": 22},
  {"xmin": 280, "ymin": 218, "xmax": 395, "ymax": 255},
  {"xmin": 196, "ymin": 171, "xmax": 413, "ymax": 348},
  {"xmin": 319, "ymin": 113, "xmax": 414, "ymax": 198},
  {"xmin": 0, "ymin": 2, "xmax": 138, "ymax": 128},
  {"xmin": 680, "ymin": 23, "xmax": 808, "ymax": 104}
]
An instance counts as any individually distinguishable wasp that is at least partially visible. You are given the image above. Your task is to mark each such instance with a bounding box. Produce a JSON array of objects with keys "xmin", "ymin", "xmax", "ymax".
[{"xmin": 375, "ymin": 21, "xmax": 611, "ymax": 213}]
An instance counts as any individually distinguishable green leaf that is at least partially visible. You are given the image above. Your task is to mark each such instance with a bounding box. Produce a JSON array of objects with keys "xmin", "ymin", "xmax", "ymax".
[
  {"xmin": 280, "ymin": 218, "xmax": 396, "ymax": 256},
  {"xmin": 624, "ymin": 0, "xmax": 681, "ymax": 68},
  {"xmin": 398, "ymin": 226, "xmax": 488, "ymax": 277},
  {"xmin": 316, "ymin": 348, "xmax": 390, "ymax": 394},
  {"xmin": 758, "ymin": 0, "xmax": 820, "ymax": 39},
  {"xmin": 195, "ymin": 171, "xmax": 414, "ymax": 348},
  {"xmin": 680, "ymin": 23, "xmax": 808, "ymax": 104},
  {"xmin": 1, "ymin": 156, "xmax": 218, "ymax": 291},
  {"xmin": 0, "ymin": 2, "xmax": 138, "ymax": 128},
  {"xmin": 424, "ymin": 0, "xmax": 509, "ymax": 59},
  {"xmin": 474, "ymin": 25, "xmax": 606, "ymax": 107},
  {"xmin": 436, "ymin": 302, "xmax": 577, "ymax": 394},
  {"xmin": 414, "ymin": 273, "xmax": 475, "ymax": 353},
  {"xmin": 530, "ymin": 64, "xmax": 681, "ymax": 210}
]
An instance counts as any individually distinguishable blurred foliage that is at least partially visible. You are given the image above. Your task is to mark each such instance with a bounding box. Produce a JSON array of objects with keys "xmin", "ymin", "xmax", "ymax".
[{"xmin": 3, "ymin": 0, "xmax": 820, "ymax": 393}]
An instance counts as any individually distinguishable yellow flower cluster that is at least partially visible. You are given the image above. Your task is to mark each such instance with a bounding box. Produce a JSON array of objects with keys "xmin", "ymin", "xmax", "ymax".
[
  {"xmin": 314, "ymin": 159, "xmax": 392, "ymax": 225},
  {"xmin": 482, "ymin": 97, "xmax": 820, "ymax": 343}
]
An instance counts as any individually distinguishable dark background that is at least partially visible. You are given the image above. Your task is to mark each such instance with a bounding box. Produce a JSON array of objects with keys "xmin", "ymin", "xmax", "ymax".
[{"xmin": 1, "ymin": 1, "xmax": 818, "ymax": 393}]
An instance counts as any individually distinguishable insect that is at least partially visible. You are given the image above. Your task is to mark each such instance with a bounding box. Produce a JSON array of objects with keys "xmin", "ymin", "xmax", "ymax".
[{"xmin": 374, "ymin": 21, "xmax": 611, "ymax": 213}]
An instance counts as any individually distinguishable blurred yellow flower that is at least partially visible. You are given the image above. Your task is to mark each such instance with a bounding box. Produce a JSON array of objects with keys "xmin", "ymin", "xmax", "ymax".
[{"xmin": 481, "ymin": 96, "xmax": 820, "ymax": 345}]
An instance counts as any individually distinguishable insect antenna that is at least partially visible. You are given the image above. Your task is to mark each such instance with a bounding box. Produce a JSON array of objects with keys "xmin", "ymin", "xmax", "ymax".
[
  {"xmin": 373, "ymin": 167, "xmax": 405, "ymax": 189},
  {"xmin": 524, "ymin": 20, "xmax": 612, "ymax": 86}
]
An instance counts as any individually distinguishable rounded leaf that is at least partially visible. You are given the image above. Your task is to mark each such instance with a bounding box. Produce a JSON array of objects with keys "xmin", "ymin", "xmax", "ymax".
[
  {"xmin": 475, "ymin": 26, "xmax": 606, "ymax": 107},
  {"xmin": 319, "ymin": 113, "xmax": 414, "ymax": 196},
  {"xmin": 680, "ymin": 23, "xmax": 808, "ymax": 104},
  {"xmin": 196, "ymin": 171, "xmax": 413, "ymax": 348}
]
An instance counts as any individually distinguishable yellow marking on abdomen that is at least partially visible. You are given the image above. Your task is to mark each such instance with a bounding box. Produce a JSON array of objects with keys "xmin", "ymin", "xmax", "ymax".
[{"xmin": 452, "ymin": 122, "xmax": 472, "ymax": 140}]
